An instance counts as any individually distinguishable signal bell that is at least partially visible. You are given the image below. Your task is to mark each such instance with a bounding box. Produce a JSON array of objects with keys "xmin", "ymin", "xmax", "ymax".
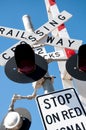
[
  {"xmin": 66, "ymin": 44, "xmax": 86, "ymax": 81},
  {"xmin": 0, "ymin": 108, "xmax": 31, "ymax": 130},
  {"xmin": 5, "ymin": 43, "xmax": 48, "ymax": 83}
]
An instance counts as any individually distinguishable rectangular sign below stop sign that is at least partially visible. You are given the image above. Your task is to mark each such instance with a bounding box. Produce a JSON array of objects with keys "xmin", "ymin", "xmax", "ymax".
[{"xmin": 36, "ymin": 88, "xmax": 86, "ymax": 130}]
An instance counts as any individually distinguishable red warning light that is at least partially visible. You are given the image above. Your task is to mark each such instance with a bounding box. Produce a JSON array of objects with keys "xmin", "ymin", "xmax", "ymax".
[
  {"xmin": 15, "ymin": 44, "xmax": 36, "ymax": 75},
  {"xmin": 78, "ymin": 44, "xmax": 86, "ymax": 72}
]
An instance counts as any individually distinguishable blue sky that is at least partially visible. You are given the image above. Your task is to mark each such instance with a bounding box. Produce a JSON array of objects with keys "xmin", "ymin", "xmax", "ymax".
[{"xmin": 0, "ymin": 0, "xmax": 86, "ymax": 129}]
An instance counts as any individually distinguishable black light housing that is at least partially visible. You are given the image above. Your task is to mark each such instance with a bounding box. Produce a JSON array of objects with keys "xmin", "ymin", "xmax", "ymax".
[
  {"xmin": 5, "ymin": 43, "xmax": 48, "ymax": 83},
  {"xmin": 78, "ymin": 44, "xmax": 86, "ymax": 72},
  {"xmin": 66, "ymin": 44, "xmax": 86, "ymax": 81}
]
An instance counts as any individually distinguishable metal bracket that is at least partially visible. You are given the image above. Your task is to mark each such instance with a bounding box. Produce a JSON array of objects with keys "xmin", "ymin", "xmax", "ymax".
[{"xmin": 8, "ymin": 75, "xmax": 56, "ymax": 111}]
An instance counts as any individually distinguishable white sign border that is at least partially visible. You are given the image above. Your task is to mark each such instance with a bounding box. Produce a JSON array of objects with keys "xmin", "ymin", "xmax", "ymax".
[{"xmin": 36, "ymin": 88, "xmax": 86, "ymax": 130}]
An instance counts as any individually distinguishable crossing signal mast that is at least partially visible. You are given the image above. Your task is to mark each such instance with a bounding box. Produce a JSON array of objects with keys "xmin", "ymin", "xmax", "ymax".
[
  {"xmin": 0, "ymin": 0, "xmax": 86, "ymax": 130},
  {"xmin": 44, "ymin": 0, "xmax": 86, "ymax": 110}
]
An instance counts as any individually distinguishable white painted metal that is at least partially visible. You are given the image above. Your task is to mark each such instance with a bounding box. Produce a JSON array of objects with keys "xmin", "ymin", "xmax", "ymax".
[
  {"xmin": 22, "ymin": 15, "xmax": 34, "ymax": 33},
  {"xmin": 44, "ymin": 0, "xmax": 73, "ymax": 84}
]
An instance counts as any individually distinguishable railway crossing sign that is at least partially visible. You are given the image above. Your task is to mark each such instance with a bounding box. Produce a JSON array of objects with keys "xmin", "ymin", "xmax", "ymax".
[
  {"xmin": 0, "ymin": 10, "xmax": 72, "ymax": 66},
  {"xmin": 0, "ymin": 10, "xmax": 72, "ymax": 42},
  {"xmin": 36, "ymin": 88, "xmax": 86, "ymax": 130}
]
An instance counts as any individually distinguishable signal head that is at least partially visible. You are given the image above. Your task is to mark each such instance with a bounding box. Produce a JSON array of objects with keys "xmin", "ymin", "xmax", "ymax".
[
  {"xmin": 66, "ymin": 44, "xmax": 86, "ymax": 81},
  {"xmin": 5, "ymin": 43, "xmax": 48, "ymax": 83}
]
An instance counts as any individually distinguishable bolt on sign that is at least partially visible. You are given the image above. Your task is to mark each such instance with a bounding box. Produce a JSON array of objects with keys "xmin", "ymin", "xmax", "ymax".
[{"xmin": 36, "ymin": 88, "xmax": 86, "ymax": 130}]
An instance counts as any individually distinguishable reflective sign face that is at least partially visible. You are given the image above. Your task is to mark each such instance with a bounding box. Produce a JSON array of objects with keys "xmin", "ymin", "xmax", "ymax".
[
  {"xmin": 45, "ymin": 35, "xmax": 82, "ymax": 50},
  {"xmin": 36, "ymin": 88, "xmax": 86, "ymax": 130},
  {"xmin": 0, "ymin": 11, "xmax": 72, "ymax": 41}
]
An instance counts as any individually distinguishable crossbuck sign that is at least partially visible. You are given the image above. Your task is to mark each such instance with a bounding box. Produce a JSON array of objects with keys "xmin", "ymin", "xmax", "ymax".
[
  {"xmin": 36, "ymin": 88, "xmax": 86, "ymax": 130},
  {"xmin": 0, "ymin": 10, "xmax": 72, "ymax": 66}
]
